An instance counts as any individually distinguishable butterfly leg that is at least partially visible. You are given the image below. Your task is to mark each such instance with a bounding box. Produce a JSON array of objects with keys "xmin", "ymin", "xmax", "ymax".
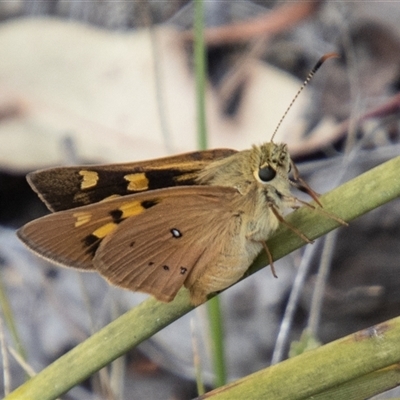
[
  {"xmin": 245, "ymin": 229, "xmax": 278, "ymax": 277},
  {"xmin": 287, "ymin": 196, "xmax": 348, "ymax": 226},
  {"xmin": 269, "ymin": 203, "xmax": 313, "ymax": 244},
  {"xmin": 261, "ymin": 240, "xmax": 277, "ymax": 278}
]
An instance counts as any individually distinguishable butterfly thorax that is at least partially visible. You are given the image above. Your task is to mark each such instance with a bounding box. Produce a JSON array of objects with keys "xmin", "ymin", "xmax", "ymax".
[{"xmin": 195, "ymin": 142, "xmax": 293, "ymax": 236}]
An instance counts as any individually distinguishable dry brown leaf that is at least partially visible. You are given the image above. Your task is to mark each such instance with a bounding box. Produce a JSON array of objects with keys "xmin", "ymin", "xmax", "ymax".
[{"xmin": 0, "ymin": 17, "xmax": 308, "ymax": 171}]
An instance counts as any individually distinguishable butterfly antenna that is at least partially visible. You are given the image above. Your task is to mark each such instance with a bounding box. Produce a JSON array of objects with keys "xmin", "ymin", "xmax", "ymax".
[{"xmin": 270, "ymin": 52, "xmax": 339, "ymax": 143}]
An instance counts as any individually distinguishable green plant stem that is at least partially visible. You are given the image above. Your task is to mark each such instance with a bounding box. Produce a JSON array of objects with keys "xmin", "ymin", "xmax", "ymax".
[
  {"xmin": 309, "ymin": 364, "xmax": 400, "ymax": 400},
  {"xmin": 194, "ymin": 0, "xmax": 207, "ymax": 151},
  {"xmin": 198, "ymin": 317, "xmax": 400, "ymax": 400},
  {"xmin": 6, "ymin": 291, "xmax": 193, "ymax": 400},
  {"xmin": 207, "ymin": 297, "xmax": 226, "ymax": 388},
  {"xmin": 194, "ymin": 0, "xmax": 226, "ymax": 388},
  {"xmin": 6, "ymin": 155, "xmax": 400, "ymax": 400},
  {"xmin": 0, "ymin": 273, "xmax": 26, "ymax": 362}
]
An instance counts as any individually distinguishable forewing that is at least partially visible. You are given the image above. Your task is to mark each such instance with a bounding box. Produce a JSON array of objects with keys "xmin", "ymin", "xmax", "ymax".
[
  {"xmin": 28, "ymin": 149, "xmax": 236, "ymax": 212},
  {"xmin": 93, "ymin": 186, "xmax": 241, "ymax": 302}
]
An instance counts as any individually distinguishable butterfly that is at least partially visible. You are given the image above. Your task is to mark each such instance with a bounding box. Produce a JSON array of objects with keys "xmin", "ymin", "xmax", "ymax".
[
  {"xmin": 17, "ymin": 54, "xmax": 341, "ymax": 306},
  {"xmin": 17, "ymin": 143, "xmax": 327, "ymax": 305}
]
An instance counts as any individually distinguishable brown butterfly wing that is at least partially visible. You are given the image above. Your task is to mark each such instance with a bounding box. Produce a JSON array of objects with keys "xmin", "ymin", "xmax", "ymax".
[
  {"xmin": 17, "ymin": 186, "xmax": 242, "ymax": 302},
  {"xmin": 17, "ymin": 199, "xmax": 125, "ymax": 271},
  {"xmin": 92, "ymin": 187, "xmax": 240, "ymax": 302},
  {"xmin": 28, "ymin": 149, "xmax": 237, "ymax": 212}
]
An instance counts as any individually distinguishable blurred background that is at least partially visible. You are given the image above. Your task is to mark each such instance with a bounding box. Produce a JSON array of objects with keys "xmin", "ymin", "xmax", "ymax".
[{"xmin": 0, "ymin": 0, "xmax": 400, "ymax": 399}]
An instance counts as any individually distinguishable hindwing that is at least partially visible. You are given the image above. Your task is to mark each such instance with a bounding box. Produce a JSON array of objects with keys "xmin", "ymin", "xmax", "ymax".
[{"xmin": 17, "ymin": 186, "xmax": 243, "ymax": 302}]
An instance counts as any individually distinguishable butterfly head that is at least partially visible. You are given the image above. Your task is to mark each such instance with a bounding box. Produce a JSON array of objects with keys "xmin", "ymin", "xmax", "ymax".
[
  {"xmin": 252, "ymin": 142, "xmax": 291, "ymax": 186},
  {"xmin": 196, "ymin": 142, "xmax": 292, "ymax": 196}
]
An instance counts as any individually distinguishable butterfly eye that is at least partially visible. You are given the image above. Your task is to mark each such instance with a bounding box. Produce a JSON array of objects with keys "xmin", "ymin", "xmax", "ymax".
[{"xmin": 258, "ymin": 166, "xmax": 276, "ymax": 182}]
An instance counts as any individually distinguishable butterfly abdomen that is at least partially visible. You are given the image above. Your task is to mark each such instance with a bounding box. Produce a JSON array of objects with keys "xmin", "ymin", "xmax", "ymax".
[{"xmin": 186, "ymin": 238, "xmax": 264, "ymax": 306}]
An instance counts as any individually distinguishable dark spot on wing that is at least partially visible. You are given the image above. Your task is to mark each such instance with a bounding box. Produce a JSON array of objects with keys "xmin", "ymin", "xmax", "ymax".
[
  {"xmin": 141, "ymin": 200, "xmax": 158, "ymax": 209},
  {"xmin": 171, "ymin": 228, "xmax": 182, "ymax": 238},
  {"xmin": 110, "ymin": 209, "xmax": 124, "ymax": 223},
  {"xmin": 83, "ymin": 234, "xmax": 101, "ymax": 257},
  {"xmin": 145, "ymin": 169, "xmax": 197, "ymax": 190},
  {"xmin": 163, "ymin": 265, "xmax": 170, "ymax": 271},
  {"xmin": 180, "ymin": 267, "xmax": 187, "ymax": 275}
]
